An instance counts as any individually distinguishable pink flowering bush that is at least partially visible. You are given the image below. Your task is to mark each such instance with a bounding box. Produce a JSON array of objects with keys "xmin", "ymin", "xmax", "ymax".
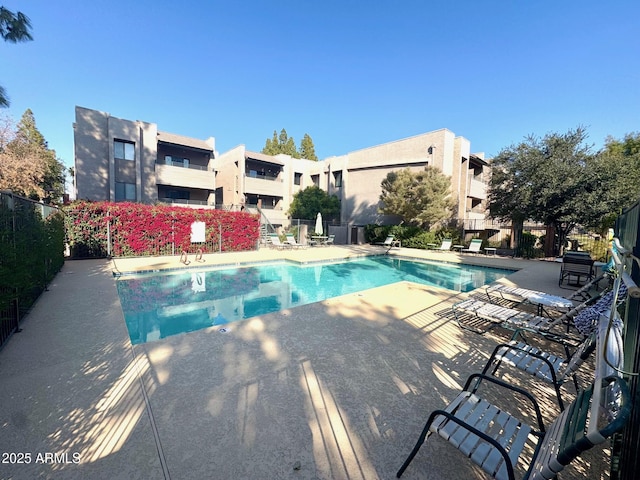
[{"xmin": 64, "ymin": 201, "xmax": 260, "ymax": 258}]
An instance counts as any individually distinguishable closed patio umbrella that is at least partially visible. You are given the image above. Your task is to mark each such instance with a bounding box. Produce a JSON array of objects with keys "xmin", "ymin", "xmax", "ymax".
[{"xmin": 315, "ymin": 212, "xmax": 323, "ymax": 236}]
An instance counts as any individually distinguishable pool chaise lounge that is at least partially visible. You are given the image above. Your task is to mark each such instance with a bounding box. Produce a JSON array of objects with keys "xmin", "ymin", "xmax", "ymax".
[
  {"xmin": 375, "ymin": 235, "xmax": 401, "ymax": 248},
  {"xmin": 461, "ymin": 238, "xmax": 483, "ymax": 254},
  {"xmin": 452, "ymin": 298, "xmax": 563, "ymax": 336},
  {"xmin": 481, "ymin": 331, "xmax": 597, "ymax": 410},
  {"xmin": 268, "ymin": 233, "xmax": 292, "ymax": 250},
  {"xmin": 285, "ymin": 233, "xmax": 308, "ymax": 249}
]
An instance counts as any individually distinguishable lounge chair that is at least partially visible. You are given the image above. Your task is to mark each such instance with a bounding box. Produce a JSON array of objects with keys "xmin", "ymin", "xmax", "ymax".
[
  {"xmin": 568, "ymin": 272, "xmax": 609, "ymax": 301},
  {"xmin": 559, "ymin": 251, "xmax": 595, "ymax": 286},
  {"xmin": 452, "ymin": 298, "xmax": 563, "ymax": 337},
  {"xmin": 268, "ymin": 233, "xmax": 292, "ymax": 250},
  {"xmin": 397, "ymin": 294, "xmax": 630, "ymax": 480},
  {"xmin": 485, "ymin": 283, "xmax": 609, "ymax": 332},
  {"xmin": 285, "ymin": 233, "xmax": 307, "ymax": 249},
  {"xmin": 461, "ymin": 238, "xmax": 482, "ymax": 254},
  {"xmin": 436, "ymin": 238, "xmax": 452, "ymax": 251},
  {"xmin": 396, "ymin": 372, "xmax": 629, "ymax": 480},
  {"xmin": 481, "ymin": 331, "xmax": 597, "ymax": 411},
  {"xmin": 485, "ymin": 284, "xmax": 575, "ymax": 312},
  {"xmin": 375, "ymin": 235, "xmax": 401, "ymax": 248}
]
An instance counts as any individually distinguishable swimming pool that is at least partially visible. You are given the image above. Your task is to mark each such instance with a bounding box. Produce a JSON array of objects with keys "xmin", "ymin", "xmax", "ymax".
[{"xmin": 116, "ymin": 256, "xmax": 514, "ymax": 344}]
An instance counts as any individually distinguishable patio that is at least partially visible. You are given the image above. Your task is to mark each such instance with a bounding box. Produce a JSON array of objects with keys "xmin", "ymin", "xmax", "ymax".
[{"xmin": 0, "ymin": 246, "xmax": 611, "ymax": 479}]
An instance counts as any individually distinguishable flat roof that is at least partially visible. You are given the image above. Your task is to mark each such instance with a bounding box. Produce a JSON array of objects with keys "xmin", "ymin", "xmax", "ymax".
[{"xmin": 158, "ymin": 131, "xmax": 213, "ymax": 152}]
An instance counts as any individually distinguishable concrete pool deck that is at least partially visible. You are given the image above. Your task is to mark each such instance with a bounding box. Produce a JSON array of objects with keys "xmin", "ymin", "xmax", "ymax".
[{"xmin": 0, "ymin": 246, "xmax": 609, "ymax": 479}]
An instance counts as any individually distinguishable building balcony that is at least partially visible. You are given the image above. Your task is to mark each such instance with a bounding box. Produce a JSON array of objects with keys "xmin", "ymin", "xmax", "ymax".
[
  {"xmin": 155, "ymin": 163, "xmax": 215, "ymax": 190},
  {"xmin": 467, "ymin": 177, "xmax": 487, "ymax": 200},
  {"xmin": 245, "ymin": 175, "xmax": 285, "ymax": 196},
  {"xmin": 157, "ymin": 198, "xmax": 215, "ymax": 209}
]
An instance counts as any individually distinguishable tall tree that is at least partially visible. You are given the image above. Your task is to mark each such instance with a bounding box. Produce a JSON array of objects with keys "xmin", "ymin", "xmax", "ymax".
[
  {"xmin": 1, "ymin": 7, "xmax": 33, "ymax": 107},
  {"xmin": 487, "ymin": 127, "xmax": 637, "ymax": 255},
  {"xmin": 287, "ymin": 185, "xmax": 340, "ymax": 220},
  {"xmin": 0, "ymin": 110, "xmax": 64, "ymax": 202},
  {"xmin": 582, "ymin": 132, "xmax": 640, "ymax": 235},
  {"xmin": 300, "ymin": 133, "xmax": 318, "ymax": 161},
  {"xmin": 262, "ymin": 128, "xmax": 318, "ymax": 160},
  {"xmin": 379, "ymin": 167, "xmax": 455, "ymax": 228}
]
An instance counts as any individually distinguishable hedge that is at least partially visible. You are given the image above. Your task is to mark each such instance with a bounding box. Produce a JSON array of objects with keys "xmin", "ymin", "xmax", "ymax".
[{"xmin": 64, "ymin": 201, "xmax": 261, "ymax": 258}]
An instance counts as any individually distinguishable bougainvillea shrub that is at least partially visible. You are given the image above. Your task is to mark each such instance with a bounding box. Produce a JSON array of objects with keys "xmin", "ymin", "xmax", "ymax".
[{"xmin": 64, "ymin": 201, "xmax": 260, "ymax": 258}]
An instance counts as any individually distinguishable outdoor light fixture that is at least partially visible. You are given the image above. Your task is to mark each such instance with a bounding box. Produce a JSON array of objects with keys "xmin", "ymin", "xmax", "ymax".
[{"xmin": 427, "ymin": 145, "xmax": 435, "ymax": 155}]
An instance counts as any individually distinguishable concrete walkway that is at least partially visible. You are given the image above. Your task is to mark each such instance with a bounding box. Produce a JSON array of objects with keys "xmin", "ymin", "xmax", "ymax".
[{"xmin": 0, "ymin": 246, "xmax": 608, "ymax": 479}]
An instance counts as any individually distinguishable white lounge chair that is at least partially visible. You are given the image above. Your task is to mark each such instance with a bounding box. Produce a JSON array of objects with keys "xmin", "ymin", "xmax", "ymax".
[
  {"xmin": 436, "ymin": 239, "xmax": 452, "ymax": 251},
  {"xmin": 461, "ymin": 238, "xmax": 482, "ymax": 254},
  {"xmin": 482, "ymin": 331, "xmax": 597, "ymax": 410},
  {"xmin": 285, "ymin": 233, "xmax": 307, "ymax": 249},
  {"xmin": 451, "ymin": 298, "xmax": 562, "ymax": 336},
  {"xmin": 398, "ymin": 285, "xmax": 630, "ymax": 480},
  {"xmin": 375, "ymin": 235, "xmax": 401, "ymax": 248},
  {"xmin": 396, "ymin": 371, "xmax": 630, "ymax": 480},
  {"xmin": 268, "ymin": 234, "xmax": 292, "ymax": 250}
]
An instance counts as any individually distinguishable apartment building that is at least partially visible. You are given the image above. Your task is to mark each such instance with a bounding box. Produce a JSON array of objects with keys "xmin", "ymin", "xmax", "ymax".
[
  {"xmin": 74, "ymin": 106, "xmax": 489, "ymax": 236},
  {"xmin": 74, "ymin": 106, "xmax": 216, "ymax": 206}
]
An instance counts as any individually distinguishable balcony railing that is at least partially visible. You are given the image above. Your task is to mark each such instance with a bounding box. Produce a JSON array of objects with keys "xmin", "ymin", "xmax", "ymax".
[
  {"xmin": 158, "ymin": 198, "xmax": 210, "ymax": 206},
  {"xmin": 156, "ymin": 161, "xmax": 209, "ymax": 171},
  {"xmin": 245, "ymin": 172, "xmax": 281, "ymax": 181}
]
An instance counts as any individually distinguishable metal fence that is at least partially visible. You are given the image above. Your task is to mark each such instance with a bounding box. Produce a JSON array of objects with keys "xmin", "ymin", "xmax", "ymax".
[
  {"xmin": 0, "ymin": 191, "xmax": 65, "ymax": 349},
  {"xmin": 614, "ymin": 200, "xmax": 640, "ymax": 480}
]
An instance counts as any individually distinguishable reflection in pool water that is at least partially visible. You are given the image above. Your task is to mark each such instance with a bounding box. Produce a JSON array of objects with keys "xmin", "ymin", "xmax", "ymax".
[{"xmin": 116, "ymin": 256, "xmax": 514, "ymax": 344}]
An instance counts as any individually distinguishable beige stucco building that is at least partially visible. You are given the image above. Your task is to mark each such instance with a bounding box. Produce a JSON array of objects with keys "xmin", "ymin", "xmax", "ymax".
[
  {"xmin": 74, "ymin": 106, "xmax": 216, "ymax": 206},
  {"xmin": 74, "ymin": 106, "xmax": 489, "ymax": 241}
]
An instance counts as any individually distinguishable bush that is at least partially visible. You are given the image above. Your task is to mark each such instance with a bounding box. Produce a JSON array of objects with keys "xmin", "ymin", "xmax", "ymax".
[
  {"xmin": 64, "ymin": 201, "xmax": 261, "ymax": 258},
  {"xmin": 403, "ymin": 231, "xmax": 438, "ymax": 249}
]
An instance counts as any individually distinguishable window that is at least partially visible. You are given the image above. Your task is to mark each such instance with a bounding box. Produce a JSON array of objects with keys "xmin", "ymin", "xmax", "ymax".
[
  {"xmin": 115, "ymin": 182, "xmax": 136, "ymax": 201},
  {"xmin": 114, "ymin": 140, "xmax": 135, "ymax": 161},
  {"xmin": 311, "ymin": 174, "xmax": 319, "ymax": 187},
  {"xmin": 164, "ymin": 155, "xmax": 190, "ymax": 168},
  {"xmin": 294, "ymin": 172, "xmax": 302, "ymax": 186},
  {"xmin": 333, "ymin": 170, "xmax": 342, "ymax": 188}
]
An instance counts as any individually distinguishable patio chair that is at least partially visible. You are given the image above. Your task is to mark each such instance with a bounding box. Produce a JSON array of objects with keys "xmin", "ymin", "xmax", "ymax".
[
  {"xmin": 568, "ymin": 271, "xmax": 610, "ymax": 302},
  {"xmin": 396, "ymin": 372, "xmax": 630, "ymax": 479},
  {"xmin": 325, "ymin": 234, "xmax": 335, "ymax": 246},
  {"xmin": 436, "ymin": 238, "xmax": 452, "ymax": 251},
  {"xmin": 451, "ymin": 298, "xmax": 565, "ymax": 337},
  {"xmin": 481, "ymin": 331, "xmax": 597, "ymax": 411},
  {"xmin": 398, "ymin": 296, "xmax": 631, "ymax": 479},
  {"xmin": 268, "ymin": 233, "xmax": 292, "ymax": 250},
  {"xmin": 285, "ymin": 233, "xmax": 307, "ymax": 249},
  {"xmin": 559, "ymin": 252, "xmax": 595, "ymax": 286},
  {"xmin": 375, "ymin": 235, "xmax": 401, "ymax": 248},
  {"xmin": 485, "ymin": 284, "xmax": 575, "ymax": 312},
  {"xmin": 461, "ymin": 238, "xmax": 483, "ymax": 254}
]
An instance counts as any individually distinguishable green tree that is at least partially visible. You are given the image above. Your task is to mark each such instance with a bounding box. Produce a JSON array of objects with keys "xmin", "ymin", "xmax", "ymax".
[
  {"xmin": 488, "ymin": 127, "xmax": 636, "ymax": 255},
  {"xmin": 262, "ymin": 128, "xmax": 318, "ymax": 160},
  {"xmin": 582, "ymin": 132, "xmax": 640, "ymax": 234},
  {"xmin": 0, "ymin": 109, "xmax": 65, "ymax": 202},
  {"xmin": 262, "ymin": 131, "xmax": 280, "ymax": 155},
  {"xmin": 287, "ymin": 185, "xmax": 340, "ymax": 220},
  {"xmin": 379, "ymin": 167, "xmax": 455, "ymax": 228},
  {"xmin": 1, "ymin": 7, "xmax": 33, "ymax": 107},
  {"xmin": 299, "ymin": 133, "xmax": 318, "ymax": 161}
]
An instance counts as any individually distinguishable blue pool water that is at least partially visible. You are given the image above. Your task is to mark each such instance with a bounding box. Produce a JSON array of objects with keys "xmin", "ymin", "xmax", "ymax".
[{"xmin": 116, "ymin": 256, "xmax": 514, "ymax": 344}]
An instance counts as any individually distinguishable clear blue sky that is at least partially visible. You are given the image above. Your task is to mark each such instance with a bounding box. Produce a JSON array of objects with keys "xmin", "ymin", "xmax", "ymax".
[{"xmin": 2, "ymin": 0, "xmax": 638, "ymax": 171}]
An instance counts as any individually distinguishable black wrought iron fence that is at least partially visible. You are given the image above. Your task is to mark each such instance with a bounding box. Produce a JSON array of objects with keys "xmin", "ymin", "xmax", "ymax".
[{"xmin": 0, "ymin": 192, "xmax": 65, "ymax": 349}]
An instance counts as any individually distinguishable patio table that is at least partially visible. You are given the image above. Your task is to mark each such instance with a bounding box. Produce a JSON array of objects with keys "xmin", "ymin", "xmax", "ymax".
[{"xmin": 311, "ymin": 235, "xmax": 328, "ymax": 246}]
